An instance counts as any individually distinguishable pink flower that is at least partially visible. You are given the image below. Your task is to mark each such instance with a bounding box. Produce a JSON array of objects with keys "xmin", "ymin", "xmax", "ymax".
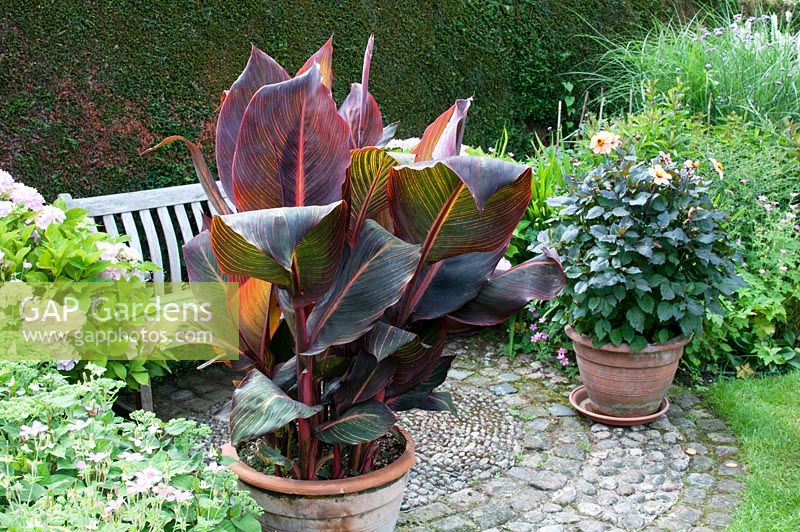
[
  {"xmin": 119, "ymin": 451, "xmax": 144, "ymax": 462},
  {"xmin": 531, "ymin": 332, "xmax": 549, "ymax": 343},
  {"xmin": 649, "ymin": 164, "xmax": 672, "ymax": 186},
  {"xmin": 758, "ymin": 195, "xmax": 768, "ymax": 202},
  {"xmin": 32, "ymin": 206, "xmax": 65, "ymax": 229},
  {"xmin": 0, "ymin": 169, "xmax": 15, "ymax": 194},
  {"xmin": 135, "ymin": 467, "xmax": 163, "ymax": 485},
  {"xmin": 56, "ymin": 360, "xmax": 77, "ymax": 371},
  {"xmin": 589, "ymin": 131, "xmax": 621, "ymax": 155},
  {"xmin": 529, "ymin": 323, "xmax": 537, "ymax": 332},
  {"xmin": 19, "ymin": 420, "xmax": 48, "ymax": 439},
  {"xmin": 75, "ymin": 460, "xmax": 88, "ymax": 471},
  {"xmin": 9, "ymin": 183, "xmax": 44, "ymax": 211},
  {"xmin": 780, "ymin": 265, "xmax": 788, "ymax": 271},
  {"xmin": 104, "ymin": 498, "xmax": 124, "ymax": 513},
  {"xmin": 99, "ymin": 267, "xmax": 127, "ymax": 280},
  {"xmin": 659, "ymin": 151, "xmax": 673, "ymax": 165}
]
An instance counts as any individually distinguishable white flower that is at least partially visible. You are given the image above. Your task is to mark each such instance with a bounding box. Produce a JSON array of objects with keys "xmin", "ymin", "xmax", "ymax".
[
  {"xmin": 85, "ymin": 363, "xmax": 106, "ymax": 377},
  {"xmin": 119, "ymin": 451, "xmax": 144, "ymax": 462},
  {"xmin": 19, "ymin": 420, "xmax": 48, "ymax": 439},
  {"xmin": 204, "ymin": 461, "xmax": 223, "ymax": 473},
  {"xmin": 66, "ymin": 419, "xmax": 91, "ymax": 431},
  {"xmin": 86, "ymin": 451, "xmax": 109, "ymax": 463},
  {"xmin": 0, "ymin": 201, "xmax": 14, "ymax": 217},
  {"xmin": 96, "ymin": 241, "xmax": 124, "ymax": 262},
  {"xmin": 0, "ymin": 170, "xmax": 15, "ymax": 195},
  {"xmin": 118, "ymin": 246, "xmax": 141, "ymax": 263},
  {"xmin": 104, "ymin": 497, "xmax": 124, "ymax": 513},
  {"xmin": 32, "ymin": 205, "xmax": 66, "ymax": 230},
  {"xmin": 385, "ymin": 137, "xmax": 420, "ymax": 151}
]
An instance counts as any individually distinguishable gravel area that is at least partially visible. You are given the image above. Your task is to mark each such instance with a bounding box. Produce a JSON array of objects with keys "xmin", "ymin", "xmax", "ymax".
[{"xmin": 150, "ymin": 334, "xmax": 743, "ymax": 531}]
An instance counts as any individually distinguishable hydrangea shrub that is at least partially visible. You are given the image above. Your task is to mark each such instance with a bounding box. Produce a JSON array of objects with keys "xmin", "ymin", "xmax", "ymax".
[{"xmin": 0, "ymin": 169, "xmax": 165, "ymax": 389}]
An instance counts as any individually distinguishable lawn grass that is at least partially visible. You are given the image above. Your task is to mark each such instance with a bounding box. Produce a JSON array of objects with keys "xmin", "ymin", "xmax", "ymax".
[{"xmin": 706, "ymin": 371, "xmax": 800, "ymax": 531}]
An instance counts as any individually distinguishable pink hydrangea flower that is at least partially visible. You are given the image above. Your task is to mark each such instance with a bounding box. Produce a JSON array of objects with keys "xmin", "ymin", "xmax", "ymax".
[
  {"xmin": 33, "ymin": 205, "xmax": 66, "ymax": 229},
  {"xmin": 9, "ymin": 183, "xmax": 44, "ymax": 211},
  {"xmin": 99, "ymin": 267, "xmax": 127, "ymax": 280},
  {"xmin": 56, "ymin": 359, "xmax": 77, "ymax": 371}
]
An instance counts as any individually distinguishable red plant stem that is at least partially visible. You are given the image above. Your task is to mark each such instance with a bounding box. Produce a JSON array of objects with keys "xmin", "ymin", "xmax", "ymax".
[
  {"xmin": 332, "ymin": 445, "xmax": 342, "ymax": 479},
  {"xmin": 294, "ymin": 304, "xmax": 319, "ymax": 480}
]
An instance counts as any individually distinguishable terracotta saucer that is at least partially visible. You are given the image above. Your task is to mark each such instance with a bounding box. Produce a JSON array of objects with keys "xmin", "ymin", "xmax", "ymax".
[{"xmin": 568, "ymin": 385, "xmax": 670, "ymax": 427}]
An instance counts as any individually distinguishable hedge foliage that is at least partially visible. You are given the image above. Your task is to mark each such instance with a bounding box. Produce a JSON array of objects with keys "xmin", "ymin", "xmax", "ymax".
[{"xmin": 1, "ymin": 0, "xmax": 697, "ymax": 200}]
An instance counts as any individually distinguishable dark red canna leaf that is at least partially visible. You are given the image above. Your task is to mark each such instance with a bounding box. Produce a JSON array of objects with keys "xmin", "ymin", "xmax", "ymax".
[
  {"xmin": 365, "ymin": 322, "xmax": 417, "ymax": 361},
  {"xmin": 209, "ymin": 202, "xmax": 347, "ymax": 301},
  {"xmin": 216, "ymin": 46, "xmax": 290, "ymax": 203},
  {"xmin": 142, "ymin": 135, "xmax": 231, "ymax": 216},
  {"xmin": 449, "ymin": 251, "xmax": 566, "ymax": 326},
  {"xmin": 410, "ymin": 242, "xmax": 508, "ymax": 322},
  {"xmin": 338, "ymin": 35, "xmax": 383, "ymax": 149},
  {"xmin": 296, "ymin": 36, "xmax": 334, "ymax": 89},
  {"xmin": 303, "ymin": 220, "xmax": 421, "ymax": 355},
  {"xmin": 232, "ymin": 65, "xmax": 350, "ymax": 210},
  {"xmin": 315, "ymin": 400, "xmax": 396, "ymax": 445},
  {"xmin": 413, "ymin": 98, "xmax": 471, "ymax": 161},
  {"xmin": 333, "ymin": 351, "xmax": 396, "ymax": 408}
]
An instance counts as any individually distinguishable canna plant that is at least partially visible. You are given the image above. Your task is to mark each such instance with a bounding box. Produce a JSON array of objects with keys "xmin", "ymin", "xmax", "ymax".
[{"xmin": 149, "ymin": 36, "xmax": 565, "ymax": 481}]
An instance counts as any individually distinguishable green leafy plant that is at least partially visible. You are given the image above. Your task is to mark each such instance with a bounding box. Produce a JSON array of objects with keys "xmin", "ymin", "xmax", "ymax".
[
  {"xmin": 544, "ymin": 142, "xmax": 741, "ymax": 350},
  {"xmin": 154, "ymin": 36, "xmax": 565, "ymax": 481},
  {"xmin": 0, "ymin": 361, "xmax": 262, "ymax": 530},
  {"xmin": 0, "ymin": 170, "xmax": 166, "ymax": 389}
]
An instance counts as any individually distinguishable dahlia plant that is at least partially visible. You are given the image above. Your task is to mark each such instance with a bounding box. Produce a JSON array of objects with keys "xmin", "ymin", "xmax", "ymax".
[
  {"xmin": 544, "ymin": 136, "xmax": 741, "ymax": 350},
  {"xmin": 151, "ymin": 36, "xmax": 565, "ymax": 480}
]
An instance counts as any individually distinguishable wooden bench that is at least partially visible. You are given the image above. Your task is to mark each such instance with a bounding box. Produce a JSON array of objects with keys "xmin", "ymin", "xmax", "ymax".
[{"xmin": 59, "ymin": 182, "xmax": 231, "ymax": 410}]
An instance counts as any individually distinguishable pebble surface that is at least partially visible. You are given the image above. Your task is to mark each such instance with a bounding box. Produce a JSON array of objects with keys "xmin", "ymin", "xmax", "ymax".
[{"xmin": 147, "ymin": 334, "xmax": 743, "ymax": 531}]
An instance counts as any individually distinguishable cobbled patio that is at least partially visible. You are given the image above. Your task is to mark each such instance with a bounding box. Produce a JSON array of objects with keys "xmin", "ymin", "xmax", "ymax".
[{"xmin": 152, "ymin": 334, "xmax": 743, "ymax": 532}]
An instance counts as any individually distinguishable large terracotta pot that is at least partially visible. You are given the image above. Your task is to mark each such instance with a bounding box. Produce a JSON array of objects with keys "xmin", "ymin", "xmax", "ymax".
[
  {"xmin": 222, "ymin": 426, "xmax": 415, "ymax": 532},
  {"xmin": 565, "ymin": 326, "xmax": 690, "ymax": 418}
]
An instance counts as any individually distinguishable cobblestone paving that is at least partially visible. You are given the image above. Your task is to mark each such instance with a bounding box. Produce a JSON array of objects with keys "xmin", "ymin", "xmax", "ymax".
[{"xmin": 148, "ymin": 334, "xmax": 743, "ymax": 532}]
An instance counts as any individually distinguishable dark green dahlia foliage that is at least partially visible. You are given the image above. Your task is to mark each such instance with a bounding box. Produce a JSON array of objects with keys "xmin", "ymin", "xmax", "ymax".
[
  {"xmin": 153, "ymin": 36, "xmax": 564, "ymax": 480},
  {"xmin": 543, "ymin": 148, "xmax": 742, "ymax": 351}
]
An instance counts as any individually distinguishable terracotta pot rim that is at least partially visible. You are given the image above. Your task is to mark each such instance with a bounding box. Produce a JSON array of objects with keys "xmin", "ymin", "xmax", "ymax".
[
  {"xmin": 565, "ymin": 325, "xmax": 690, "ymax": 354},
  {"xmin": 221, "ymin": 426, "xmax": 415, "ymax": 496}
]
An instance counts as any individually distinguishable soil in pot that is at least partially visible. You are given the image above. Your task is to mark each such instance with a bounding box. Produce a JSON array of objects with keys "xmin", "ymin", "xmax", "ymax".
[{"xmin": 237, "ymin": 430, "xmax": 406, "ymax": 480}]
